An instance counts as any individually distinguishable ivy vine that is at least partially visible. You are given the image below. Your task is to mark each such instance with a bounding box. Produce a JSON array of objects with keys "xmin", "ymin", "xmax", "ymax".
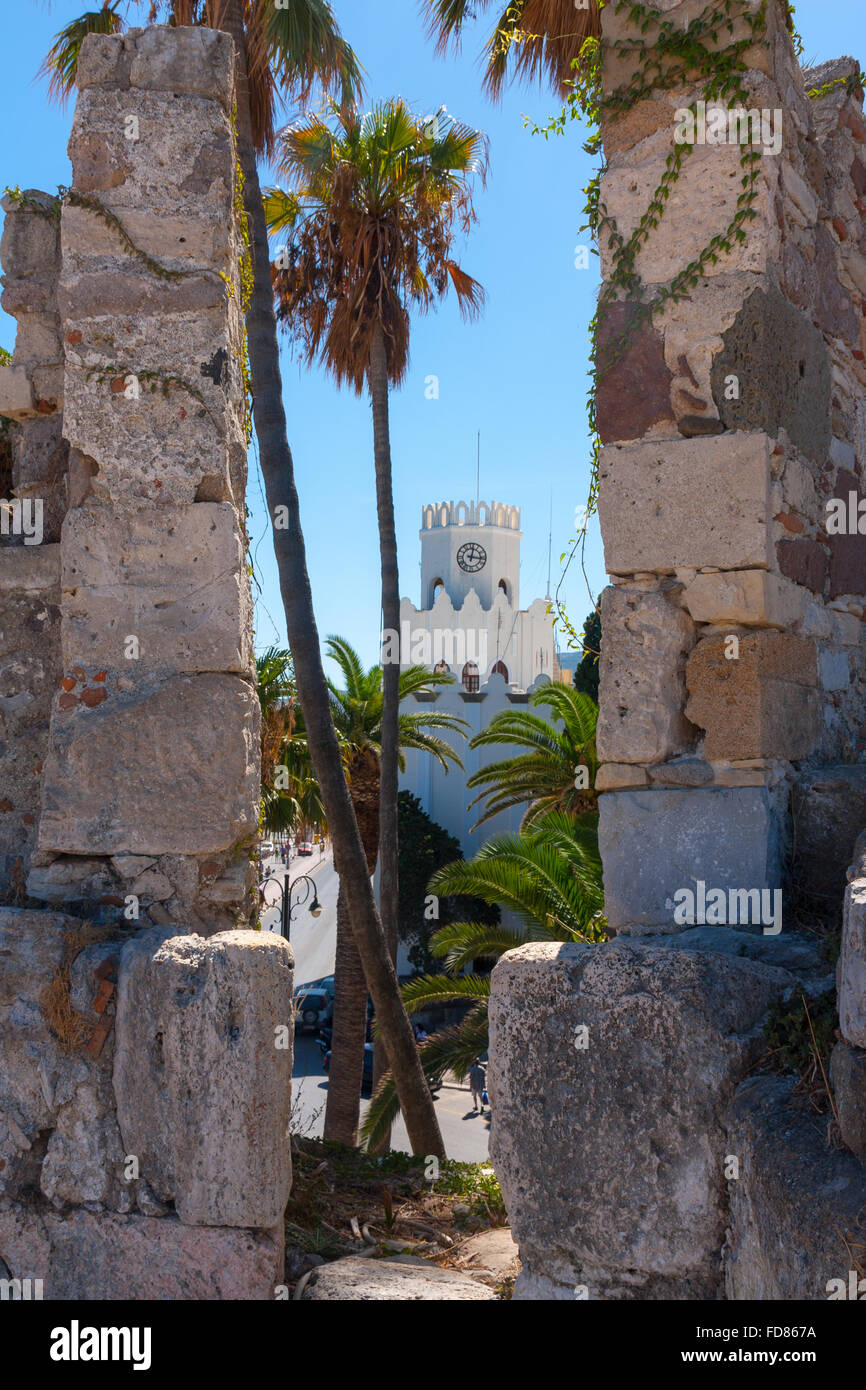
[{"xmin": 526, "ymin": 0, "xmax": 776, "ymax": 651}]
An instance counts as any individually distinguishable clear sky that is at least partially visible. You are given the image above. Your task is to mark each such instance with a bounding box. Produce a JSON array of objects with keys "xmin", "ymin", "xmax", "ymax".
[{"xmin": 2, "ymin": 1, "xmax": 864, "ymax": 671}]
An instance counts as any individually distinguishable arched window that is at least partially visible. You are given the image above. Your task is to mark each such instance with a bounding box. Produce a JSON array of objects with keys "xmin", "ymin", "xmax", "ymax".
[
  {"xmin": 430, "ymin": 578, "xmax": 445, "ymax": 605},
  {"xmin": 433, "ymin": 660, "xmax": 451, "ymax": 674},
  {"xmin": 497, "ymin": 578, "xmax": 508, "ymax": 598},
  {"xmin": 491, "ymin": 660, "xmax": 509, "ymax": 682},
  {"xmin": 462, "ymin": 661, "xmax": 479, "ymax": 693}
]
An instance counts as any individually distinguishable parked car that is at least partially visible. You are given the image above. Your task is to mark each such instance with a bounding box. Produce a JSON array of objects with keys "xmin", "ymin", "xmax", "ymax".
[
  {"xmin": 297, "ymin": 841, "xmax": 313, "ymax": 856},
  {"xmin": 320, "ymin": 1037, "xmax": 374, "ymax": 1093},
  {"xmin": 305, "ymin": 975, "xmax": 335, "ymax": 1000},
  {"xmin": 259, "ymin": 840, "xmax": 275, "ymax": 858},
  {"xmin": 294, "ymin": 989, "xmax": 332, "ymax": 1032}
]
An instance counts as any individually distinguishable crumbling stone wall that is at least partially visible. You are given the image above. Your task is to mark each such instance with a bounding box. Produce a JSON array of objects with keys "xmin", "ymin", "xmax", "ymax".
[
  {"xmin": 0, "ymin": 26, "xmax": 292, "ymax": 1301},
  {"xmin": 490, "ymin": 0, "xmax": 866, "ymax": 1301},
  {"xmin": 594, "ymin": 3, "xmax": 866, "ymax": 933},
  {"xmin": 0, "ymin": 193, "xmax": 66, "ymax": 896}
]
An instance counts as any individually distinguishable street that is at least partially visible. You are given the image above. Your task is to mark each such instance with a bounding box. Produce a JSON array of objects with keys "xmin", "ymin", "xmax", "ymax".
[{"xmin": 259, "ymin": 847, "xmax": 490, "ymax": 1162}]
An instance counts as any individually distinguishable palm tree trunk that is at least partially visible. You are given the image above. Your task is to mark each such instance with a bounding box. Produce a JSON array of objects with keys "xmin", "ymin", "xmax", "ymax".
[
  {"xmin": 219, "ymin": 1, "xmax": 444, "ymax": 1158},
  {"xmin": 370, "ymin": 323, "xmax": 400, "ymax": 970},
  {"xmin": 324, "ymin": 750, "xmax": 379, "ymax": 1146},
  {"xmin": 322, "ymin": 884, "xmax": 366, "ymax": 1145},
  {"xmin": 369, "ymin": 323, "xmax": 401, "ymax": 1149}
]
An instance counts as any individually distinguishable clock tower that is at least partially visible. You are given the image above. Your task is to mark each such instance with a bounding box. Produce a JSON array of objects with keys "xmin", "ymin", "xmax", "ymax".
[{"xmin": 419, "ymin": 499, "xmax": 522, "ymax": 611}]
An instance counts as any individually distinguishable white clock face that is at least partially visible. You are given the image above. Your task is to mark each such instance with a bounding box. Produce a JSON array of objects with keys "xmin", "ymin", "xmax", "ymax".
[{"xmin": 457, "ymin": 542, "xmax": 487, "ymax": 573}]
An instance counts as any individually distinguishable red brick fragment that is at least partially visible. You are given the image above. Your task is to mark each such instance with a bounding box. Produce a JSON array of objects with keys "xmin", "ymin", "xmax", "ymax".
[{"xmin": 81, "ymin": 687, "xmax": 107, "ymax": 708}]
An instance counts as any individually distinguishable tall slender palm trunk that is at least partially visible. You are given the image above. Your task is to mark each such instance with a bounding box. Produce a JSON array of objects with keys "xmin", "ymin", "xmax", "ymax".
[
  {"xmin": 370, "ymin": 324, "xmax": 400, "ymax": 971},
  {"xmin": 323, "ymin": 886, "xmax": 367, "ymax": 1144},
  {"xmin": 219, "ymin": 1, "xmax": 444, "ymax": 1158},
  {"xmin": 324, "ymin": 750, "xmax": 379, "ymax": 1146},
  {"xmin": 369, "ymin": 324, "xmax": 402, "ymax": 1146}
]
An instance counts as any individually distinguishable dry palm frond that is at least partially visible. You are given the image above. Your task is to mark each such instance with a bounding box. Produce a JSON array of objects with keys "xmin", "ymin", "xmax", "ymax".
[{"xmin": 426, "ymin": 0, "xmax": 602, "ymax": 98}]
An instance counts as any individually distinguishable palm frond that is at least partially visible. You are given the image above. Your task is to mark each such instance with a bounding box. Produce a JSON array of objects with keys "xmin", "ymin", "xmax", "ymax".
[
  {"xmin": 428, "ymin": 919, "xmax": 528, "ymax": 973},
  {"xmin": 360, "ymin": 1004, "xmax": 489, "ymax": 1149},
  {"xmin": 38, "ymin": 3, "xmax": 125, "ymax": 104}
]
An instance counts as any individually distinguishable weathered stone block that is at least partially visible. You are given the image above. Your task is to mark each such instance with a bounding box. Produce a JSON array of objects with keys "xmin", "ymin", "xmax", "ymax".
[
  {"xmin": 792, "ymin": 766, "xmax": 866, "ymax": 919},
  {"xmin": 40, "ymin": 1077, "xmax": 128, "ymax": 1209},
  {"xmin": 61, "ymin": 203, "xmax": 233, "ymax": 277},
  {"xmin": 301, "ymin": 1256, "xmax": 496, "ymax": 1300},
  {"xmin": 61, "ymin": 309, "xmax": 243, "ymax": 506},
  {"xmin": 596, "ymin": 586, "xmax": 696, "ymax": 763},
  {"xmin": 599, "ymin": 141, "xmax": 778, "ymax": 288},
  {"xmin": 595, "ymin": 302, "xmax": 675, "ymax": 443},
  {"xmin": 681, "ymin": 568, "xmax": 807, "ymax": 628},
  {"xmin": 128, "ymin": 25, "xmax": 235, "ymax": 109},
  {"xmin": 724, "ymin": 1074, "xmax": 866, "ymax": 1299},
  {"xmin": 840, "ymin": 876, "xmax": 866, "ymax": 1049},
  {"xmin": 489, "ymin": 937, "xmax": 796, "ymax": 1299},
  {"xmin": 598, "ymin": 786, "xmax": 785, "ymax": 934},
  {"xmin": 0, "ymin": 908, "xmax": 126, "ymax": 1201},
  {"xmin": 598, "ymin": 432, "xmax": 772, "ymax": 575},
  {"xmin": 0, "ymin": 544, "xmax": 60, "ymax": 593},
  {"xmin": 68, "ymin": 87, "xmax": 235, "ymax": 221},
  {"xmin": 685, "ymin": 631, "xmax": 819, "ymax": 760},
  {"xmin": 0, "ymin": 364, "xmax": 35, "ymax": 420},
  {"xmin": 0, "ymin": 1204, "xmax": 283, "ymax": 1299},
  {"xmin": 0, "ymin": 196, "xmax": 60, "ymax": 278},
  {"xmin": 60, "ymin": 503, "xmax": 252, "ymax": 675},
  {"xmin": 113, "ymin": 929, "xmax": 294, "ymax": 1229},
  {"xmin": 710, "ymin": 286, "xmax": 831, "ymax": 463},
  {"xmin": 37, "ymin": 673, "xmax": 260, "ymax": 856},
  {"xmin": 830, "ymin": 1040, "xmax": 866, "ymax": 1162},
  {"xmin": 776, "ymin": 536, "xmax": 828, "ymax": 594}
]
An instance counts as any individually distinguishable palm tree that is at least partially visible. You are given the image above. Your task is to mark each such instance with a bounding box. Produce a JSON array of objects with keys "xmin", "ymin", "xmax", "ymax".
[
  {"xmin": 467, "ymin": 682, "xmax": 599, "ymax": 831},
  {"xmin": 256, "ymin": 648, "xmax": 325, "ymax": 839},
  {"xmin": 361, "ymin": 809, "xmax": 606, "ymax": 1149},
  {"xmin": 266, "ymin": 100, "xmax": 486, "ymax": 990},
  {"xmin": 425, "ymin": 0, "xmax": 601, "ymax": 98},
  {"xmin": 323, "ymin": 637, "xmax": 468, "ymax": 1146},
  {"xmin": 43, "ymin": 1, "xmax": 449, "ymax": 1157}
]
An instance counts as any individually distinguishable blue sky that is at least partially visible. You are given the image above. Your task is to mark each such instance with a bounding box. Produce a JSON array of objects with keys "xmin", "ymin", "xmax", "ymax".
[{"xmin": 2, "ymin": 1, "xmax": 864, "ymax": 670}]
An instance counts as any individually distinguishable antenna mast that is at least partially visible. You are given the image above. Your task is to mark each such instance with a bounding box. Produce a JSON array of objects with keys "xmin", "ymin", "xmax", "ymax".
[
  {"xmin": 476, "ymin": 430, "xmax": 480, "ymax": 507},
  {"xmin": 545, "ymin": 491, "xmax": 553, "ymax": 600}
]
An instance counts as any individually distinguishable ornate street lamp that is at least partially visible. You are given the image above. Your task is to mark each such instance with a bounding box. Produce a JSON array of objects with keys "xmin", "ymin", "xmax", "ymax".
[{"xmin": 259, "ymin": 871, "xmax": 322, "ymax": 941}]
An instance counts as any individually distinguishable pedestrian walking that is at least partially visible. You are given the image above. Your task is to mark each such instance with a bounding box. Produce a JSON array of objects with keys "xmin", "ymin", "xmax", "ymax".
[{"xmin": 468, "ymin": 1059, "xmax": 486, "ymax": 1114}]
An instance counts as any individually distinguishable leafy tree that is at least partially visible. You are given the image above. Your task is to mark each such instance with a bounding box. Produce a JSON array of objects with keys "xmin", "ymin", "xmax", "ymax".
[
  {"xmin": 266, "ymin": 98, "xmax": 486, "ymax": 999},
  {"xmin": 43, "ymin": 0, "xmax": 449, "ymax": 1157},
  {"xmin": 467, "ymin": 682, "xmax": 599, "ymax": 831},
  {"xmin": 573, "ymin": 607, "xmax": 601, "ymax": 702},
  {"xmin": 361, "ymin": 809, "xmax": 605, "ymax": 1149},
  {"xmin": 397, "ymin": 791, "xmax": 499, "ymax": 975}
]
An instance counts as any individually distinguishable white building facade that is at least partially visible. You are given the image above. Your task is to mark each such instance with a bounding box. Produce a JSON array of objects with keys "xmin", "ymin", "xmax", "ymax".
[{"xmin": 398, "ymin": 499, "xmax": 557, "ymax": 860}]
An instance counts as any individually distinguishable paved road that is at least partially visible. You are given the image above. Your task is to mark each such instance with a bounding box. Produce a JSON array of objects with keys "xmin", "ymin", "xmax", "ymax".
[
  {"xmin": 259, "ymin": 848, "xmax": 337, "ymax": 985},
  {"xmin": 291, "ymin": 1033, "xmax": 491, "ymax": 1163},
  {"xmin": 261, "ymin": 848, "xmax": 490, "ymax": 1162}
]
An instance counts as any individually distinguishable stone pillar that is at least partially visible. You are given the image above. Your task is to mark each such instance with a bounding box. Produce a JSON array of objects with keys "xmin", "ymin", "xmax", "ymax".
[
  {"xmin": 595, "ymin": 0, "xmax": 866, "ymax": 936},
  {"xmin": 29, "ymin": 23, "xmax": 259, "ymax": 933},
  {"xmin": 0, "ymin": 27, "xmax": 293, "ymax": 1302},
  {"xmin": 489, "ymin": 0, "xmax": 866, "ymax": 1300},
  {"xmin": 0, "ymin": 194, "xmax": 65, "ymax": 896}
]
